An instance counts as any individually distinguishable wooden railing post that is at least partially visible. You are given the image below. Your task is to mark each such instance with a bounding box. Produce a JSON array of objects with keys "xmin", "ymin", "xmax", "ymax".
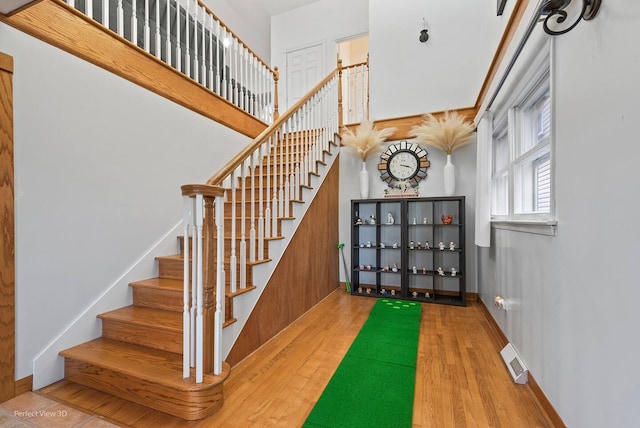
[
  {"xmin": 273, "ymin": 66, "xmax": 280, "ymax": 120},
  {"xmin": 202, "ymin": 195, "xmax": 216, "ymax": 373},
  {"xmin": 337, "ymin": 58, "xmax": 343, "ymax": 128}
]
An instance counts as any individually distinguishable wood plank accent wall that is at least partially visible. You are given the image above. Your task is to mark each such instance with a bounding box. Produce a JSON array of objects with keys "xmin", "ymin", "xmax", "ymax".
[
  {"xmin": 0, "ymin": 0, "xmax": 267, "ymax": 139},
  {"xmin": 226, "ymin": 158, "xmax": 340, "ymax": 366},
  {"xmin": 0, "ymin": 51, "xmax": 16, "ymax": 403}
]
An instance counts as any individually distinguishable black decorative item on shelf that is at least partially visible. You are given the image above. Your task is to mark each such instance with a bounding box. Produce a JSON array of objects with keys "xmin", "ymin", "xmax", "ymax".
[{"xmin": 351, "ymin": 197, "xmax": 466, "ymax": 306}]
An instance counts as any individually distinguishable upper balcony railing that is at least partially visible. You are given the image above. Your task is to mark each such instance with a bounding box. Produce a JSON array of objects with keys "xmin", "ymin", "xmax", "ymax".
[
  {"xmin": 64, "ymin": 0, "xmax": 278, "ymax": 123},
  {"xmin": 340, "ymin": 58, "xmax": 369, "ymax": 125}
]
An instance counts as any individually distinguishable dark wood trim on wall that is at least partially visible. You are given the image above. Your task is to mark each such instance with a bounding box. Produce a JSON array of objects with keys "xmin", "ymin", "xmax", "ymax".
[
  {"xmin": 0, "ymin": 51, "xmax": 16, "ymax": 403},
  {"xmin": 15, "ymin": 376, "xmax": 33, "ymax": 395},
  {"xmin": 476, "ymin": 298, "xmax": 566, "ymax": 428},
  {"xmin": 226, "ymin": 158, "xmax": 340, "ymax": 366},
  {"xmin": 0, "ymin": 0, "xmax": 267, "ymax": 139}
]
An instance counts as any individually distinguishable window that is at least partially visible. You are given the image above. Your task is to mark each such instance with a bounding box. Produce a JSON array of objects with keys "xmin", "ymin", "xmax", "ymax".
[{"xmin": 491, "ymin": 48, "xmax": 554, "ymax": 224}]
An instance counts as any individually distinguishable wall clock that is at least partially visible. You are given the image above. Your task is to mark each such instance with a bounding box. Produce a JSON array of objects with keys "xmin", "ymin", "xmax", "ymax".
[{"xmin": 378, "ymin": 141, "xmax": 429, "ymax": 196}]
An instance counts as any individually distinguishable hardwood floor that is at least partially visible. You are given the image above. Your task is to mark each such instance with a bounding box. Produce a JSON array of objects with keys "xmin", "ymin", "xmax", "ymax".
[{"xmin": 5, "ymin": 290, "xmax": 552, "ymax": 427}]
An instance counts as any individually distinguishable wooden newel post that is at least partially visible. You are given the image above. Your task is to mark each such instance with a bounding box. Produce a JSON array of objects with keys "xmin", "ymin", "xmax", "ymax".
[
  {"xmin": 337, "ymin": 58, "xmax": 343, "ymax": 128},
  {"xmin": 202, "ymin": 195, "xmax": 216, "ymax": 373},
  {"xmin": 273, "ymin": 66, "xmax": 279, "ymax": 120}
]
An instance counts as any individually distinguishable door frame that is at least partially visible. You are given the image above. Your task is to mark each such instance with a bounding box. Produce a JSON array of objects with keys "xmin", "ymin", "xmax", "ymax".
[{"xmin": 0, "ymin": 51, "xmax": 16, "ymax": 402}]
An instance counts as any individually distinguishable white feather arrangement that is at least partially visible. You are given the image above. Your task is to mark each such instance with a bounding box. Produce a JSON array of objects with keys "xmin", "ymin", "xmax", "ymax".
[
  {"xmin": 341, "ymin": 120, "xmax": 396, "ymax": 161},
  {"xmin": 410, "ymin": 111, "xmax": 475, "ymax": 155}
]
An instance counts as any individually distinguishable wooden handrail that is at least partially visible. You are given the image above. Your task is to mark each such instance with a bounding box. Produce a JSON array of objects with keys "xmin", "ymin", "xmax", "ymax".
[
  {"xmin": 341, "ymin": 60, "xmax": 368, "ymax": 71},
  {"xmin": 206, "ymin": 67, "xmax": 339, "ymax": 185}
]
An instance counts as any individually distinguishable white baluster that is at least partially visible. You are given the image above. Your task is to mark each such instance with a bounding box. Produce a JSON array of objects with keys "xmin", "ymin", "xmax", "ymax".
[
  {"xmin": 213, "ymin": 196, "xmax": 224, "ymax": 375},
  {"xmin": 182, "ymin": 195, "xmax": 191, "ymax": 379},
  {"xmin": 258, "ymin": 144, "xmax": 265, "ymax": 260},
  {"xmin": 250, "ymin": 152, "xmax": 256, "ymax": 263},
  {"xmin": 175, "ymin": 0, "xmax": 181, "ymax": 72},
  {"xmin": 283, "ymin": 122, "xmax": 290, "ymax": 218},
  {"xmin": 165, "ymin": 0, "xmax": 171, "ymax": 66},
  {"xmin": 143, "ymin": 0, "xmax": 149, "ymax": 52},
  {"xmin": 102, "ymin": 0, "xmax": 109, "ymax": 30},
  {"xmin": 131, "ymin": 0, "xmax": 137, "ymax": 45},
  {"xmin": 264, "ymin": 138, "xmax": 271, "ymax": 239},
  {"xmin": 208, "ymin": 14, "xmax": 214, "ymax": 91},
  {"xmin": 229, "ymin": 170, "xmax": 237, "ymax": 293},
  {"xmin": 271, "ymin": 134, "xmax": 278, "ymax": 237},
  {"xmin": 215, "ymin": 19, "xmax": 221, "ymax": 95},
  {"xmin": 117, "ymin": 0, "xmax": 123, "ymax": 36},
  {"xmin": 69, "ymin": 0, "xmax": 75, "ymax": 9},
  {"xmin": 154, "ymin": 0, "xmax": 160, "ymax": 57},
  {"xmin": 240, "ymin": 160, "xmax": 247, "ymax": 290},
  {"xmin": 201, "ymin": 8, "xmax": 206, "ymax": 86},
  {"xmin": 184, "ymin": 0, "xmax": 190, "ymax": 78},
  {"xmin": 193, "ymin": 4, "xmax": 199, "ymax": 84},
  {"xmin": 86, "ymin": 0, "xmax": 92, "ymax": 19}
]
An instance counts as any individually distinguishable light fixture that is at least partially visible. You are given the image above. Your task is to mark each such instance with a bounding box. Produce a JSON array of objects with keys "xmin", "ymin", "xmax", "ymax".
[
  {"xmin": 419, "ymin": 18, "xmax": 429, "ymax": 43},
  {"xmin": 539, "ymin": 0, "xmax": 602, "ymax": 35}
]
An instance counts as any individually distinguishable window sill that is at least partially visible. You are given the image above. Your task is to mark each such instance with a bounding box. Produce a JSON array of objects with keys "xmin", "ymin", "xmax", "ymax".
[{"xmin": 491, "ymin": 220, "xmax": 557, "ymax": 236}]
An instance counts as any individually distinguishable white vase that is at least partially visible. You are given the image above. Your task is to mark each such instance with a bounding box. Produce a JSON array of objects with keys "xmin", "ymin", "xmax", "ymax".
[
  {"xmin": 359, "ymin": 161, "xmax": 370, "ymax": 199},
  {"xmin": 443, "ymin": 154, "xmax": 455, "ymax": 196}
]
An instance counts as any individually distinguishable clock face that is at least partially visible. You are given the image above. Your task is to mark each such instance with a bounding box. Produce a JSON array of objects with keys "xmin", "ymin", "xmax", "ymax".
[
  {"xmin": 378, "ymin": 141, "xmax": 430, "ymax": 188},
  {"xmin": 389, "ymin": 151, "xmax": 419, "ymax": 180}
]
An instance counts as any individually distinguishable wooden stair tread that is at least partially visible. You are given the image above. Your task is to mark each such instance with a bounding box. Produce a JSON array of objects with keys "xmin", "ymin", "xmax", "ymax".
[
  {"xmin": 157, "ymin": 253, "xmax": 273, "ymax": 266},
  {"xmin": 98, "ymin": 306, "xmax": 182, "ymax": 331},
  {"xmin": 60, "ymin": 337, "xmax": 228, "ymax": 389},
  {"xmin": 130, "ymin": 277, "xmax": 183, "ymax": 290}
]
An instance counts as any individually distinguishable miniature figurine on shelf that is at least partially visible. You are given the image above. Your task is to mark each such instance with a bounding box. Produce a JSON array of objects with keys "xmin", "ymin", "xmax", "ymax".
[
  {"xmin": 451, "ymin": 268, "xmax": 457, "ymax": 277},
  {"xmin": 441, "ymin": 214, "xmax": 453, "ymax": 224},
  {"xmin": 422, "ymin": 267, "xmax": 427, "ymax": 275},
  {"xmin": 449, "ymin": 241, "xmax": 456, "ymax": 251},
  {"xmin": 409, "ymin": 240, "xmax": 414, "ymax": 249},
  {"xmin": 438, "ymin": 241, "xmax": 445, "ymax": 250},
  {"xmin": 355, "ymin": 213, "xmax": 363, "ymax": 225},
  {"xmin": 437, "ymin": 266, "xmax": 445, "ymax": 276},
  {"xmin": 366, "ymin": 288, "xmax": 371, "ymax": 294},
  {"xmin": 370, "ymin": 215, "xmax": 376, "ymax": 225},
  {"xmin": 417, "ymin": 241, "xmax": 422, "ymax": 249},
  {"xmin": 381, "ymin": 288, "xmax": 387, "ymax": 295},
  {"xmin": 423, "ymin": 217, "xmax": 428, "ymax": 224},
  {"xmin": 425, "ymin": 241, "xmax": 430, "ymax": 250},
  {"xmin": 365, "ymin": 265, "xmax": 372, "ymax": 271},
  {"xmin": 393, "ymin": 242, "xmax": 398, "ymax": 249},
  {"xmin": 387, "ymin": 212, "xmax": 394, "ymax": 224},
  {"xmin": 413, "ymin": 217, "xmax": 417, "ymax": 225},
  {"xmin": 412, "ymin": 291, "xmax": 418, "ymax": 298},
  {"xmin": 425, "ymin": 292, "xmax": 430, "ymax": 298},
  {"xmin": 391, "ymin": 289, "xmax": 396, "ymax": 296},
  {"xmin": 382, "ymin": 265, "xmax": 389, "ymax": 271},
  {"xmin": 357, "ymin": 286, "xmax": 363, "ymax": 293},
  {"xmin": 360, "ymin": 243, "xmax": 365, "ymax": 248},
  {"xmin": 392, "ymin": 263, "xmax": 399, "ymax": 272},
  {"xmin": 359, "ymin": 265, "xmax": 365, "ymax": 271},
  {"xmin": 412, "ymin": 266, "xmax": 417, "ymax": 274},
  {"xmin": 379, "ymin": 242, "xmax": 386, "ymax": 248},
  {"xmin": 366, "ymin": 241, "xmax": 372, "ymax": 247}
]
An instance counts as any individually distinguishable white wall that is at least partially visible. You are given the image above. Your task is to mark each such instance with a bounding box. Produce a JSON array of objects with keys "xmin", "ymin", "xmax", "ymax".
[
  {"xmin": 477, "ymin": 1, "xmax": 640, "ymax": 426},
  {"xmin": 369, "ymin": 0, "xmax": 513, "ymax": 119},
  {"xmin": 271, "ymin": 0, "xmax": 369, "ymax": 111},
  {"xmin": 0, "ymin": 23, "xmax": 250, "ymax": 381}
]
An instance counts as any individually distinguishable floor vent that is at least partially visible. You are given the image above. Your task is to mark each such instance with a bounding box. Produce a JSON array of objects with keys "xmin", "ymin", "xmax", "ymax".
[{"xmin": 500, "ymin": 343, "xmax": 528, "ymax": 384}]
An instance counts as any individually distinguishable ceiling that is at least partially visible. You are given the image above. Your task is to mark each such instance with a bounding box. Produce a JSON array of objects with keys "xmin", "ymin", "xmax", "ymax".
[{"xmin": 231, "ymin": 0, "xmax": 321, "ymax": 17}]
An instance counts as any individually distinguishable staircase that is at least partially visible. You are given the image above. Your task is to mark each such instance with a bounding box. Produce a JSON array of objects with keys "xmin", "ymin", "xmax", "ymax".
[{"xmin": 58, "ymin": 121, "xmax": 339, "ymax": 420}]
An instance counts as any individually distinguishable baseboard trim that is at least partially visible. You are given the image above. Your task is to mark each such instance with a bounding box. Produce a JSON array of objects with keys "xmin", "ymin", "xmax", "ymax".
[
  {"xmin": 15, "ymin": 376, "xmax": 32, "ymax": 395},
  {"xmin": 476, "ymin": 298, "xmax": 566, "ymax": 428}
]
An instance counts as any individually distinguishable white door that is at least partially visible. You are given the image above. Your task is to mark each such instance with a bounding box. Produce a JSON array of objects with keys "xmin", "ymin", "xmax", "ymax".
[{"xmin": 286, "ymin": 43, "xmax": 324, "ymax": 108}]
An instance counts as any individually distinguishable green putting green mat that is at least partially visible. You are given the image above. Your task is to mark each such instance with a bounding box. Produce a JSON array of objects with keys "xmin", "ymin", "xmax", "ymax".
[{"xmin": 303, "ymin": 299, "xmax": 422, "ymax": 428}]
